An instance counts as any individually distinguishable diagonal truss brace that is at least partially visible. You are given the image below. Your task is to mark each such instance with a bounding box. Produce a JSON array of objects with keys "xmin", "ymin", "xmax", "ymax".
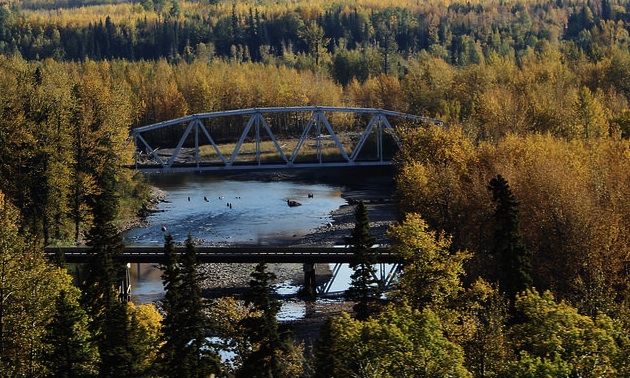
[
  {"xmin": 290, "ymin": 110, "xmax": 350, "ymax": 164},
  {"xmin": 350, "ymin": 113, "xmax": 402, "ymax": 162},
  {"xmin": 229, "ymin": 113, "xmax": 289, "ymax": 166},
  {"xmin": 317, "ymin": 262, "xmax": 401, "ymax": 295}
]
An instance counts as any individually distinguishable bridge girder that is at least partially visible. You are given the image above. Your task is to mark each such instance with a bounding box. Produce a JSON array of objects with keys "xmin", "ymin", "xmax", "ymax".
[{"xmin": 130, "ymin": 106, "xmax": 443, "ymax": 173}]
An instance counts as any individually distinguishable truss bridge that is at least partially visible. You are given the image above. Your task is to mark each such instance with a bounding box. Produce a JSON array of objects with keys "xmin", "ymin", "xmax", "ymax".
[{"xmin": 131, "ymin": 106, "xmax": 442, "ymax": 173}]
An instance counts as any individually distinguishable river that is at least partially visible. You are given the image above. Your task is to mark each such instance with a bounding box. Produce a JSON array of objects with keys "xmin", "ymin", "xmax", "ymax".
[
  {"xmin": 123, "ymin": 173, "xmax": 351, "ymax": 306},
  {"xmin": 124, "ymin": 174, "xmax": 347, "ymax": 246}
]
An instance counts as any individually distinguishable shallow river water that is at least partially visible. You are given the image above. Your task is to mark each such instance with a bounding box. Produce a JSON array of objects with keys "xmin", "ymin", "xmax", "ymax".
[
  {"xmin": 123, "ymin": 174, "xmax": 352, "ymax": 309},
  {"xmin": 124, "ymin": 175, "xmax": 347, "ymax": 246}
]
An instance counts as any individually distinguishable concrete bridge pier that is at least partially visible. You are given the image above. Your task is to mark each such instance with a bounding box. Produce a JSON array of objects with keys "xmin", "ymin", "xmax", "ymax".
[{"xmin": 302, "ymin": 262, "xmax": 317, "ymax": 298}]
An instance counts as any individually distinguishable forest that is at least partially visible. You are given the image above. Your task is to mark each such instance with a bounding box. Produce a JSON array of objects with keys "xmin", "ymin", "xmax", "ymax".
[{"xmin": 0, "ymin": 0, "xmax": 630, "ymax": 376}]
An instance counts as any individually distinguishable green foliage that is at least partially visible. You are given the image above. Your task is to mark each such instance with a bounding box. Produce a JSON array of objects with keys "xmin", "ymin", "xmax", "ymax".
[
  {"xmin": 315, "ymin": 304, "xmax": 471, "ymax": 377},
  {"xmin": 238, "ymin": 261, "xmax": 302, "ymax": 378},
  {"xmin": 345, "ymin": 201, "xmax": 380, "ymax": 320},
  {"xmin": 457, "ymin": 279, "xmax": 512, "ymax": 378},
  {"xmin": 388, "ymin": 212, "xmax": 469, "ymax": 311},
  {"xmin": 508, "ymin": 289, "xmax": 620, "ymax": 377},
  {"xmin": 0, "ymin": 192, "xmax": 78, "ymax": 376},
  {"xmin": 159, "ymin": 234, "xmax": 221, "ymax": 378},
  {"xmin": 44, "ymin": 289, "xmax": 99, "ymax": 378}
]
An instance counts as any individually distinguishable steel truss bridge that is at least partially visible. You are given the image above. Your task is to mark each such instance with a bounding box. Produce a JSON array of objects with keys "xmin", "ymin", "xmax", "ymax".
[
  {"xmin": 131, "ymin": 106, "xmax": 442, "ymax": 173},
  {"xmin": 47, "ymin": 246, "xmax": 402, "ymax": 296}
]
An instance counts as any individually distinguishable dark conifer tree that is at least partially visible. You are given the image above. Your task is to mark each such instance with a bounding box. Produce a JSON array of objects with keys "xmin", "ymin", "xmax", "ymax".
[
  {"xmin": 44, "ymin": 290, "xmax": 99, "ymax": 378},
  {"xmin": 160, "ymin": 234, "xmax": 221, "ymax": 378},
  {"xmin": 238, "ymin": 261, "xmax": 295, "ymax": 378},
  {"xmin": 98, "ymin": 300, "xmax": 136, "ymax": 377},
  {"xmin": 159, "ymin": 233, "xmax": 182, "ymax": 376},
  {"xmin": 345, "ymin": 201, "xmax": 380, "ymax": 320},
  {"xmin": 488, "ymin": 174, "xmax": 533, "ymax": 300},
  {"xmin": 81, "ymin": 167, "xmax": 134, "ymax": 377}
]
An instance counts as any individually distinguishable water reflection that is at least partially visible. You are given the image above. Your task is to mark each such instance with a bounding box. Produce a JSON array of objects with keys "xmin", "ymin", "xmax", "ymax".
[
  {"xmin": 124, "ymin": 178, "xmax": 346, "ymax": 246},
  {"xmin": 129, "ymin": 263, "xmax": 165, "ymax": 304}
]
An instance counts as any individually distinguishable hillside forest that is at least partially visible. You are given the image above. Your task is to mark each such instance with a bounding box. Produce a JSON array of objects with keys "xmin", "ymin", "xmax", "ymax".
[{"xmin": 1, "ymin": 0, "xmax": 630, "ymax": 376}]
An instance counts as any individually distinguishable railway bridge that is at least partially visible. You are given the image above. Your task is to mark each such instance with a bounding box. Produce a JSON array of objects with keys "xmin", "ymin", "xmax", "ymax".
[
  {"xmin": 130, "ymin": 106, "xmax": 443, "ymax": 173},
  {"xmin": 47, "ymin": 245, "xmax": 402, "ymax": 297}
]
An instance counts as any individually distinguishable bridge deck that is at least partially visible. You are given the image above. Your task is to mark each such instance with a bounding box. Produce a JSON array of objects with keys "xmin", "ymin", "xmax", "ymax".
[{"xmin": 46, "ymin": 246, "xmax": 400, "ymax": 264}]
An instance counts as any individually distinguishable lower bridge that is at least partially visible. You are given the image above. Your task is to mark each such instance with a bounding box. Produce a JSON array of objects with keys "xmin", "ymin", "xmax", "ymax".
[{"xmin": 47, "ymin": 246, "xmax": 401, "ymax": 296}]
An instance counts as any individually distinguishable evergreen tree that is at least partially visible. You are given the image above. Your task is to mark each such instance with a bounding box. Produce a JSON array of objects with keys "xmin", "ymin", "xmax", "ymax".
[
  {"xmin": 44, "ymin": 289, "xmax": 99, "ymax": 378},
  {"xmin": 313, "ymin": 316, "xmax": 347, "ymax": 378},
  {"xmin": 159, "ymin": 233, "xmax": 182, "ymax": 376},
  {"xmin": 82, "ymin": 167, "xmax": 126, "ymax": 317},
  {"xmin": 238, "ymin": 261, "xmax": 298, "ymax": 378},
  {"xmin": 160, "ymin": 234, "xmax": 221, "ymax": 378},
  {"xmin": 488, "ymin": 174, "xmax": 532, "ymax": 300},
  {"xmin": 81, "ymin": 167, "xmax": 135, "ymax": 377},
  {"xmin": 98, "ymin": 300, "xmax": 136, "ymax": 377},
  {"xmin": 345, "ymin": 201, "xmax": 380, "ymax": 320},
  {"xmin": 179, "ymin": 235, "xmax": 221, "ymax": 377}
]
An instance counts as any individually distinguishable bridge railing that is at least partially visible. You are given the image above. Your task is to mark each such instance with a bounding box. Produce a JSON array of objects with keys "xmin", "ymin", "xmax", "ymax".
[{"xmin": 45, "ymin": 246, "xmax": 401, "ymax": 264}]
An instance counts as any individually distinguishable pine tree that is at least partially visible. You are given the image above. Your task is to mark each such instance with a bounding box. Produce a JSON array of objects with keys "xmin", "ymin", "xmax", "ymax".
[
  {"xmin": 44, "ymin": 289, "xmax": 99, "ymax": 378},
  {"xmin": 82, "ymin": 167, "xmax": 126, "ymax": 317},
  {"xmin": 238, "ymin": 261, "xmax": 297, "ymax": 378},
  {"xmin": 345, "ymin": 201, "xmax": 380, "ymax": 320},
  {"xmin": 488, "ymin": 174, "xmax": 532, "ymax": 300}
]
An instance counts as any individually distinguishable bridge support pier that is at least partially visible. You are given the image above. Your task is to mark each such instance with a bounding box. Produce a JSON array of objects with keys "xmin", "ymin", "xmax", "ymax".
[
  {"xmin": 118, "ymin": 263, "xmax": 132, "ymax": 302},
  {"xmin": 303, "ymin": 262, "xmax": 317, "ymax": 298}
]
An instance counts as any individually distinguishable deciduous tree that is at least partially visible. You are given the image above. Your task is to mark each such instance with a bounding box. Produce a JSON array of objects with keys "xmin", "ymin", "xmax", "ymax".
[
  {"xmin": 0, "ymin": 191, "xmax": 78, "ymax": 376},
  {"xmin": 508, "ymin": 289, "xmax": 620, "ymax": 377},
  {"xmin": 315, "ymin": 304, "xmax": 471, "ymax": 378},
  {"xmin": 388, "ymin": 213, "xmax": 469, "ymax": 312}
]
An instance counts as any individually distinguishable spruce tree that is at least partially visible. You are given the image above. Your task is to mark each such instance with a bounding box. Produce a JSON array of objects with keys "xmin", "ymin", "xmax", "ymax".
[
  {"xmin": 81, "ymin": 167, "xmax": 134, "ymax": 377},
  {"xmin": 488, "ymin": 174, "xmax": 533, "ymax": 300},
  {"xmin": 160, "ymin": 234, "xmax": 221, "ymax": 378},
  {"xmin": 238, "ymin": 261, "xmax": 296, "ymax": 378},
  {"xmin": 44, "ymin": 289, "xmax": 99, "ymax": 378},
  {"xmin": 345, "ymin": 201, "xmax": 380, "ymax": 320},
  {"xmin": 159, "ymin": 233, "xmax": 182, "ymax": 376}
]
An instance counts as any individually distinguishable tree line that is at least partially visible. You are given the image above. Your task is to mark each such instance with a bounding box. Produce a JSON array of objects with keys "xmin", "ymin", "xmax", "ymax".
[{"xmin": 2, "ymin": 0, "xmax": 630, "ymax": 80}]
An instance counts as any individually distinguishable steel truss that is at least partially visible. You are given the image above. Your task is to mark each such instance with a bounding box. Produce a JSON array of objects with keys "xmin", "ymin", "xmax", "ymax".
[
  {"xmin": 317, "ymin": 262, "xmax": 402, "ymax": 295},
  {"xmin": 130, "ymin": 106, "xmax": 443, "ymax": 172}
]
